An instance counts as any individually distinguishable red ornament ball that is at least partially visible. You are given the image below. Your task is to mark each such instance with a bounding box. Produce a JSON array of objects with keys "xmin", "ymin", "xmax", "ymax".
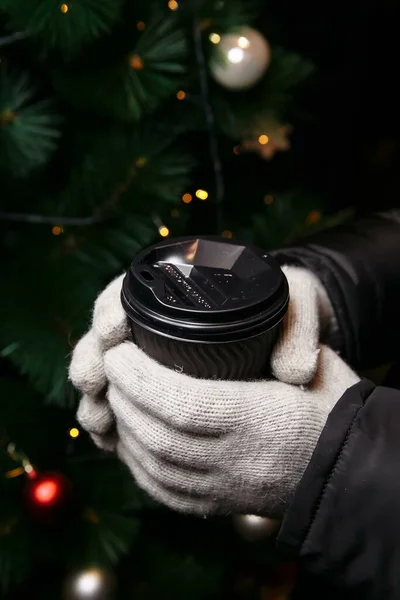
[{"xmin": 25, "ymin": 471, "xmax": 72, "ymax": 522}]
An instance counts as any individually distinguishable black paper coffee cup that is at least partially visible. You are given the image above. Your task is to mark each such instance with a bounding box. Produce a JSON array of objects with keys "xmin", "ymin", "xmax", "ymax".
[{"xmin": 121, "ymin": 236, "xmax": 289, "ymax": 380}]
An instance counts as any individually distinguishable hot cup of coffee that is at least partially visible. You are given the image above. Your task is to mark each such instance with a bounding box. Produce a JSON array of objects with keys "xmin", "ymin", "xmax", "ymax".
[{"xmin": 121, "ymin": 236, "xmax": 289, "ymax": 380}]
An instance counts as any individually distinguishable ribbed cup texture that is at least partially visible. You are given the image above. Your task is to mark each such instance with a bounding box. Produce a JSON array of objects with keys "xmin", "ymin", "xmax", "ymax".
[{"xmin": 131, "ymin": 324, "xmax": 280, "ymax": 380}]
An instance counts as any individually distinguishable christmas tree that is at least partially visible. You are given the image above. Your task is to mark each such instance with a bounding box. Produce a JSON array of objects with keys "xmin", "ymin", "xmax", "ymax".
[{"xmin": 0, "ymin": 1, "xmax": 362, "ymax": 598}]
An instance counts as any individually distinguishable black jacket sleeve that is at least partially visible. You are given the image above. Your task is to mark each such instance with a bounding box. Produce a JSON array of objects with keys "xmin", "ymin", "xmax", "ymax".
[
  {"xmin": 272, "ymin": 210, "xmax": 400, "ymax": 369},
  {"xmin": 277, "ymin": 379, "xmax": 400, "ymax": 599}
]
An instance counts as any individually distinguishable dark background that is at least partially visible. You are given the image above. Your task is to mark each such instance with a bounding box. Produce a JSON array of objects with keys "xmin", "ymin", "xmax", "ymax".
[{"xmin": 189, "ymin": 0, "xmax": 399, "ymax": 236}]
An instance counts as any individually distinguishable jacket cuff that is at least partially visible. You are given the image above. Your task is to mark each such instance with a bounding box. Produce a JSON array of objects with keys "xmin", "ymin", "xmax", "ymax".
[{"xmin": 277, "ymin": 379, "xmax": 375, "ymax": 554}]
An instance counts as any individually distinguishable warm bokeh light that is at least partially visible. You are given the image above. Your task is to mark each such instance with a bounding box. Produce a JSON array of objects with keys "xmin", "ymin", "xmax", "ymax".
[
  {"xmin": 170, "ymin": 209, "xmax": 180, "ymax": 218},
  {"xmin": 5, "ymin": 467, "xmax": 25, "ymax": 479},
  {"xmin": 222, "ymin": 230, "xmax": 233, "ymax": 239},
  {"xmin": 176, "ymin": 90, "xmax": 186, "ymax": 100},
  {"xmin": 195, "ymin": 189, "xmax": 208, "ymax": 200},
  {"xmin": 227, "ymin": 48, "xmax": 244, "ymax": 64},
  {"xmin": 74, "ymin": 570, "xmax": 104, "ymax": 596},
  {"xmin": 168, "ymin": 0, "xmax": 178, "ymax": 10},
  {"xmin": 129, "ymin": 54, "xmax": 143, "ymax": 70},
  {"xmin": 69, "ymin": 428, "xmax": 80, "ymax": 439},
  {"xmin": 233, "ymin": 145, "xmax": 241, "ymax": 155},
  {"xmin": 136, "ymin": 156, "xmax": 147, "ymax": 167},
  {"xmin": 306, "ymin": 210, "xmax": 322, "ymax": 225},
  {"xmin": 52, "ymin": 225, "xmax": 63, "ymax": 235},
  {"xmin": 60, "ymin": 3, "xmax": 69, "ymax": 13},
  {"xmin": 33, "ymin": 479, "xmax": 60, "ymax": 505},
  {"xmin": 182, "ymin": 193, "xmax": 192, "ymax": 203},
  {"xmin": 209, "ymin": 33, "xmax": 221, "ymax": 44},
  {"xmin": 238, "ymin": 36, "xmax": 250, "ymax": 49},
  {"xmin": 159, "ymin": 226, "xmax": 170, "ymax": 237},
  {"xmin": 264, "ymin": 194, "xmax": 274, "ymax": 205},
  {"xmin": 137, "ymin": 21, "xmax": 146, "ymax": 31},
  {"xmin": 258, "ymin": 134, "xmax": 269, "ymax": 145}
]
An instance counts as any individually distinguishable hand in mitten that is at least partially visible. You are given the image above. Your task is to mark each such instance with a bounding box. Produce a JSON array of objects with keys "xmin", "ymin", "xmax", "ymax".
[
  {"xmin": 271, "ymin": 265, "xmax": 337, "ymax": 385},
  {"xmin": 70, "ymin": 267, "xmax": 344, "ymax": 512},
  {"xmin": 102, "ymin": 343, "xmax": 359, "ymax": 516},
  {"xmin": 69, "ymin": 274, "xmax": 128, "ymax": 451}
]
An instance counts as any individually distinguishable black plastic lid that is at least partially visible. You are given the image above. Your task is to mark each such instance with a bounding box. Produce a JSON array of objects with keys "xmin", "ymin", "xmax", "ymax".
[{"xmin": 121, "ymin": 236, "xmax": 289, "ymax": 343}]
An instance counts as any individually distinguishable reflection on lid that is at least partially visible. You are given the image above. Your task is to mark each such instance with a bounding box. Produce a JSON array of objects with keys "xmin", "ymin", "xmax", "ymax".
[
  {"xmin": 159, "ymin": 239, "xmax": 255, "ymax": 273},
  {"xmin": 185, "ymin": 239, "xmax": 199, "ymax": 262}
]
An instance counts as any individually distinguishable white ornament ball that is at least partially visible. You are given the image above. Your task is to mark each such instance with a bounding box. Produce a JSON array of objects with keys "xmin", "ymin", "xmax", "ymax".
[
  {"xmin": 210, "ymin": 28, "xmax": 271, "ymax": 90},
  {"xmin": 62, "ymin": 568, "xmax": 117, "ymax": 600},
  {"xmin": 233, "ymin": 514, "xmax": 280, "ymax": 542}
]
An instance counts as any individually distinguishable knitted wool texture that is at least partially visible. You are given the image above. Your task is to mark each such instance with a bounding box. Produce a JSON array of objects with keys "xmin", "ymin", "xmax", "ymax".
[{"xmin": 69, "ymin": 268, "xmax": 358, "ymax": 516}]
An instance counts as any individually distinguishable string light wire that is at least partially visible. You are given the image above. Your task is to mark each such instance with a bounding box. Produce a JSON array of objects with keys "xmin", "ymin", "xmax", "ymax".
[
  {"xmin": 0, "ymin": 32, "xmax": 28, "ymax": 48},
  {"xmin": 0, "ymin": 212, "xmax": 106, "ymax": 226},
  {"xmin": 192, "ymin": 17, "xmax": 224, "ymax": 234}
]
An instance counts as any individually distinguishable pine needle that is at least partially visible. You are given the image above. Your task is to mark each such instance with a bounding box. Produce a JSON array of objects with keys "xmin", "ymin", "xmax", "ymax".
[
  {"xmin": 0, "ymin": 63, "xmax": 61, "ymax": 177},
  {"xmin": 3, "ymin": 0, "xmax": 124, "ymax": 56}
]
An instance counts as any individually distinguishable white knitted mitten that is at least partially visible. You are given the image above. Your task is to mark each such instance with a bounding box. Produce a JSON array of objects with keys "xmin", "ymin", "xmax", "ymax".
[
  {"xmin": 77, "ymin": 340, "xmax": 359, "ymax": 516},
  {"xmin": 69, "ymin": 271, "xmax": 357, "ymax": 516},
  {"xmin": 271, "ymin": 265, "xmax": 337, "ymax": 385}
]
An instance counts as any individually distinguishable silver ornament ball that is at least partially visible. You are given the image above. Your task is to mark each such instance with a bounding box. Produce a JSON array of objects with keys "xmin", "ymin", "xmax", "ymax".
[
  {"xmin": 210, "ymin": 27, "xmax": 271, "ymax": 90},
  {"xmin": 62, "ymin": 568, "xmax": 117, "ymax": 600},
  {"xmin": 233, "ymin": 514, "xmax": 280, "ymax": 542}
]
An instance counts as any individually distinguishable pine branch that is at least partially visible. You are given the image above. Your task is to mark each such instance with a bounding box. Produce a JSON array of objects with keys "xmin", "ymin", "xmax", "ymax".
[
  {"xmin": 235, "ymin": 191, "xmax": 332, "ymax": 250},
  {"xmin": 65, "ymin": 457, "xmax": 141, "ymax": 566},
  {"xmin": 57, "ymin": 122, "xmax": 194, "ymax": 219},
  {"xmin": 53, "ymin": 10, "xmax": 187, "ymax": 121},
  {"xmin": 0, "ymin": 249, "xmax": 102, "ymax": 406},
  {"xmin": 2, "ymin": 0, "xmax": 124, "ymax": 56},
  {"xmin": 0, "ymin": 63, "xmax": 61, "ymax": 177},
  {"xmin": 0, "ymin": 516, "xmax": 32, "ymax": 594}
]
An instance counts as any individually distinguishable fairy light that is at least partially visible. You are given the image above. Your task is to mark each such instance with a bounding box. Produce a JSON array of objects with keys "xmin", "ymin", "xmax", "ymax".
[
  {"xmin": 258, "ymin": 134, "xmax": 269, "ymax": 145},
  {"xmin": 233, "ymin": 145, "xmax": 241, "ymax": 155},
  {"xmin": 209, "ymin": 33, "xmax": 221, "ymax": 44},
  {"xmin": 84, "ymin": 507, "xmax": 101, "ymax": 524},
  {"xmin": 195, "ymin": 189, "xmax": 208, "ymax": 200},
  {"xmin": 74, "ymin": 570, "xmax": 105, "ymax": 596},
  {"xmin": 176, "ymin": 90, "xmax": 186, "ymax": 100},
  {"xmin": 33, "ymin": 479, "xmax": 59, "ymax": 505},
  {"xmin": 264, "ymin": 194, "xmax": 274, "ymax": 205},
  {"xmin": 69, "ymin": 427, "xmax": 80, "ymax": 439},
  {"xmin": 182, "ymin": 193, "xmax": 192, "ymax": 204},
  {"xmin": 222, "ymin": 230, "xmax": 233, "ymax": 239},
  {"xmin": 129, "ymin": 54, "xmax": 144, "ymax": 70},
  {"xmin": 60, "ymin": 3, "xmax": 69, "ymax": 13},
  {"xmin": 5, "ymin": 444, "xmax": 35, "ymax": 478},
  {"xmin": 52, "ymin": 225, "xmax": 63, "ymax": 235},
  {"xmin": 159, "ymin": 225, "xmax": 169, "ymax": 237},
  {"xmin": 171, "ymin": 209, "xmax": 180, "ymax": 217},
  {"xmin": 136, "ymin": 156, "xmax": 147, "ymax": 167},
  {"xmin": 306, "ymin": 210, "xmax": 322, "ymax": 225},
  {"xmin": 5, "ymin": 467, "xmax": 25, "ymax": 479},
  {"xmin": 168, "ymin": 0, "xmax": 178, "ymax": 10},
  {"xmin": 228, "ymin": 48, "xmax": 244, "ymax": 64},
  {"xmin": 0, "ymin": 110, "xmax": 15, "ymax": 124},
  {"xmin": 137, "ymin": 21, "xmax": 145, "ymax": 31}
]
